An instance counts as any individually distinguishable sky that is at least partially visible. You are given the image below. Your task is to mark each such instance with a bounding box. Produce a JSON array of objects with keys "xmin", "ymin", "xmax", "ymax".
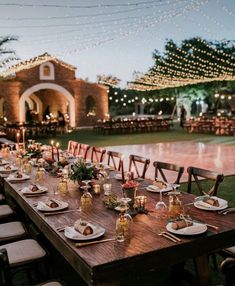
[{"xmin": 0, "ymin": 0, "xmax": 235, "ymax": 87}]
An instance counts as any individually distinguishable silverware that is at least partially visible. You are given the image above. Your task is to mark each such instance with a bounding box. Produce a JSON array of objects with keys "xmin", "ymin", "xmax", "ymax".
[
  {"xmin": 205, "ymin": 223, "xmax": 219, "ymax": 230},
  {"xmin": 160, "ymin": 231, "xmax": 182, "ymax": 242},
  {"xmin": 24, "ymin": 194, "xmax": 47, "ymax": 197},
  {"xmin": 44, "ymin": 209, "xmax": 81, "ymax": 216},
  {"xmin": 218, "ymin": 208, "xmax": 235, "ymax": 215},
  {"xmin": 158, "ymin": 232, "xmax": 178, "ymax": 243},
  {"xmin": 75, "ymin": 238, "xmax": 115, "ymax": 248}
]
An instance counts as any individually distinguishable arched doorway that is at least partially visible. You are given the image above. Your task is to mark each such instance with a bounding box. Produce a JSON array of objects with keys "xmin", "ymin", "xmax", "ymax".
[{"xmin": 19, "ymin": 83, "xmax": 75, "ymax": 127}]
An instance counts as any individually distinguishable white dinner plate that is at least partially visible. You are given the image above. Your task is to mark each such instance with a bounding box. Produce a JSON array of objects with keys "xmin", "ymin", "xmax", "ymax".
[
  {"xmin": 114, "ymin": 173, "xmax": 124, "ymax": 180},
  {"xmin": 166, "ymin": 221, "xmax": 207, "ymax": 236},
  {"xmin": 146, "ymin": 184, "xmax": 172, "ymax": 193},
  {"xmin": 37, "ymin": 200, "xmax": 68, "ymax": 212},
  {"xmin": 7, "ymin": 173, "xmax": 30, "ymax": 182},
  {"xmin": 0, "ymin": 165, "xmax": 18, "ymax": 173},
  {"xmin": 64, "ymin": 223, "xmax": 105, "ymax": 241},
  {"xmin": 194, "ymin": 196, "xmax": 228, "ymax": 211},
  {"xmin": 21, "ymin": 185, "xmax": 48, "ymax": 195}
]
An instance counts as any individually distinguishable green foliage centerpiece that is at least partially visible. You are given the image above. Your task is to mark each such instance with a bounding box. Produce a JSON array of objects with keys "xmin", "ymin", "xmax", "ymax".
[{"xmin": 69, "ymin": 160, "xmax": 97, "ymax": 186}]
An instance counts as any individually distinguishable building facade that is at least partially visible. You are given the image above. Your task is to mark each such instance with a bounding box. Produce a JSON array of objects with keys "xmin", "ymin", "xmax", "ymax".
[{"xmin": 0, "ymin": 53, "xmax": 109, "ymax": 127}]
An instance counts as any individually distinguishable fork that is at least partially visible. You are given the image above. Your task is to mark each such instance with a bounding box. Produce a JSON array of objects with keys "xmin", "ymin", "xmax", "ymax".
[
  {"xmin": 160, "ymin": 231, "xmax": 182, "ymax": 242},
  {"xmin": 218, "ymin": 208, "xmax": 235, "ymax": 215},
  {"xmin": 158, "ymin": 232, "xmax": 178, "ymax": 243}
]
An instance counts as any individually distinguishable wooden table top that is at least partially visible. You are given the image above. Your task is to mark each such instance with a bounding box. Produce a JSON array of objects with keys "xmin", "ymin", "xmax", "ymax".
[{"xmin": 3, "ymin": 167, "xmax": 235, "ymax": 286}]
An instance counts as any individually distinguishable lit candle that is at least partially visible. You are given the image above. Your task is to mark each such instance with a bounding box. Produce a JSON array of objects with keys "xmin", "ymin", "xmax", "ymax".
[
  {"xmin": 22, "ymin": 128, "xmax": 26, "ymax": 149},
  {"xmin": 56, "ymin": 142, "xmax": 60, "ymax": 161},
  {"xmin": 51, "ymin": 140, "xmax": 54, "ymax": 161},
  {"xmin": 16, "ymin": 132, "xmax": 20, "ymax": 144}
]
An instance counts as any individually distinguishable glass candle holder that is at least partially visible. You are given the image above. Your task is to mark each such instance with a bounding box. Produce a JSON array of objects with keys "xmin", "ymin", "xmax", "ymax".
[
  {"xmin": 57, "ymin": 178, "xmax": 68, "ymax": 194},
  {"xmin": 93, "ymin": 184, "xmax": 101, "ymax": 194},
  {"xmin": 103, "ymin": 183, "xmax": 112, "ymax": 195},
  {"xmin": 135, "ymin": 195, "xmax": 147, "ymax": 209}
]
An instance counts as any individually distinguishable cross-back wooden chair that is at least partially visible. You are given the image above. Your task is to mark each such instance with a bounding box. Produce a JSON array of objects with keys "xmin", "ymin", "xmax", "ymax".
[
  {"xmin": 91, "ymin": 147, "xmax": 106, "ymax": 163},
  {"xmin": 67, "ymin": 140, "xmax": 79, "ymax": 156},
  {"xmin": 187, "ymin": 166, "xmax": 224, "ymax": 196},
  {"xmin": 128, "ymin": 154, "xmax": 150, "ymax": 179},
  {"xmin": 76, "ymin": 143, "xmax": 90, "ymax": 160},
  {"xmin": 153, "ymin": 161, "xmax": 184, "ymax": 184},
  {"xmin": 107, "ymin": 150, "xmax": 125, "ymax": 182},
  {"xmin": 107, "ymin": 151, "xmax": 124, "ymax": 171}
]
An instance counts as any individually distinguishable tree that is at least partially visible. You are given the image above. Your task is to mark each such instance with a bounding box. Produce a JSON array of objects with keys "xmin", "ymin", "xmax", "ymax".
[
  {"xmin": 97, "ymin": 74, "xmax": 121, "ymax": 87},
  {"xmin": 0, "ymin": 35, "xmax": 18, "ymax": 69}
]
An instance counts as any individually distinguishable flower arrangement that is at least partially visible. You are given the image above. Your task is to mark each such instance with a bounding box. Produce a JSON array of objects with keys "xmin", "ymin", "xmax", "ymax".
[
  {"xmin": 69, "ymin": 161, "xmax": 97, "ymax": 183},
  {"xmin": 25, "ymin": 145, "xmax": 42, "ymax": 159},
  {"xmin": 122, "ymin": 180, "xmax": 139, "ymax": 190}
]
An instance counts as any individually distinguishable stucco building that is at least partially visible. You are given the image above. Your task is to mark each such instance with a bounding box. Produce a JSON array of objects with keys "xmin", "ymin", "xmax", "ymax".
[{"xmin": 0, "ymin": 53, "xmax": 109, "ymax": 127}]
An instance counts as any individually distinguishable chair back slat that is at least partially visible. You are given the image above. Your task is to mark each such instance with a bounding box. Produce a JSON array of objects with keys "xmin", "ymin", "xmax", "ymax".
[
  {"xmin": 153, "ymin": 161, "xmax": 184, "ymax": 184},
  {"xmin": 187, "ymin": 166, "xmax": 224, "ymax": 196},
  {"xmin": 76, "ymin": 144, "xmax": 90, "ymax": 160},
  {"xmin": 107, "ymin": 151, "xmax": 123, "ymax": 171},
  {"xmin": 91, "ymin": 147, "xmax": 106, "ymax": 163},
  {"xmin": 129, "ymin": 155, "xmax": 150, "ymax": 179},
  {"xmin": 67, "ymin": 140, "xmax": 79, "ymax": 156}
]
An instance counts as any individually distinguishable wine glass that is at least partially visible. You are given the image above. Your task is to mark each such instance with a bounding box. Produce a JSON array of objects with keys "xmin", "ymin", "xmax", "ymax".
[{"xmin": 155, "ymin": 189, "xmax": 167, "ymax": 218}]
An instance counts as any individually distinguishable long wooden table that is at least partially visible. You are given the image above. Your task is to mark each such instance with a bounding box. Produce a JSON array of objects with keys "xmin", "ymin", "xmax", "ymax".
[{"xmin": 4, "ymin": 169, "xmax": 235, "ymax": 286}]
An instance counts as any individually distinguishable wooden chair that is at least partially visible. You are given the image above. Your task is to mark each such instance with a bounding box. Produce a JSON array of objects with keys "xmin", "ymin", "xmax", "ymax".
[
  {"xmin": 153, "ymin": 161, "xmax": 184, "ymax": 184},
  {"xmin": 76, "ymin": 144, "xmax": 90, "ymax": 160},
  {"xmin": 107, "ymin": 151, "xmax": 124, "ymax": 171},
  {"xmin": 187, "ymin": 166, "xmax": 224, "ymax": 196},
  {"xmin": 0, "ymin": 205, "xmax": 14, "ymax": 222},
  {"xmin": 220, "ymin": 257, "xmax": 235, "ymax": 286},
  {"xmin": 67, "ymin": 141, "xmax": 79, "ymax": 156},
  {"xmin": 128, "ymin": 154, "xmax": 150, "ymax": 179},
  {"xmin": 0, "ymin": 239, "xmax": 47, "ymax": 286},
  {"xmin": 91, "ymin": 147, "xmax": 106, "ymax": 163},
  {"xmin": 107, "ymin": 150, "xmax": 125, "ymax": 182},
  {"xmin": 0, "ymin": 221, "xmax": 27, "ymax": 245}
]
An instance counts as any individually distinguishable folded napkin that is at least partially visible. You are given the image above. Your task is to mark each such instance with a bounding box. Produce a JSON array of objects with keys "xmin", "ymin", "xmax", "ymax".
[
  {"xmin": 147, "ymin": 185, "xmax": 159, "ymax": 191},
  {"xmin": 171, "ymin": 219, "xmax": 193, "ymax": 230}
]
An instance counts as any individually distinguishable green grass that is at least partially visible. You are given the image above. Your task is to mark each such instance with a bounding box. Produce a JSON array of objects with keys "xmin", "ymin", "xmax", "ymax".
[{"xmin": 40, "ymin": 123, "xmax": 235, "ymax": 150}]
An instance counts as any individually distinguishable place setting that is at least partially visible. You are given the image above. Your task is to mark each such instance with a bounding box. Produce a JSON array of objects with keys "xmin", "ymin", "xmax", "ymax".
[
  {"xmin": 193, "ymin": 195, "xmax": 228, "ymax": 211},
  {"xmin": 35, "ymin": 199, "xmax": 81, "ymax": 216},
  {"xmin": 20, "ymin": 184, "xmax": 48, "ymax": 197},
  {"xmin": 6, "ymin": 171, "xmax": 30, "ymax": 182},
  {"xmin": 0, "ymin": 164, "xmax": 18, "ymax": 174},
  {"xmin": 55, "ymin": 218, "xmax": 113, "ymax": 248},
  {"xmin": 146, "ymin": 178, "xmax": 180, "ymax": 193}
]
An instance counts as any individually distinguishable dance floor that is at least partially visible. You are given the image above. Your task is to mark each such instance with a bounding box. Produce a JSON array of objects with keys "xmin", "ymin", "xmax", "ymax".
[{"xmin": 108, "ymin": 141, "xmax": 235, "ymax": 182}]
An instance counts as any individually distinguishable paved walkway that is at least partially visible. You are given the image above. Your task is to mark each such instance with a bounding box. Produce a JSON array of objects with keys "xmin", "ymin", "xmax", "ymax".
[{"xmin": 108, "ymin": 141, "xmax": 235, "ymax": 182}]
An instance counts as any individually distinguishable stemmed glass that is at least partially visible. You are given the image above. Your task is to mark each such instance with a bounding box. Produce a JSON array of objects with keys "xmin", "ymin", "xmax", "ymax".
[
  {"xmin": 80, "ymin": 180, "xmax": 92, "ymax": 209},
  {"xmin": 155, "ymin": 189, "xmax": 167, "ymax": 218}
]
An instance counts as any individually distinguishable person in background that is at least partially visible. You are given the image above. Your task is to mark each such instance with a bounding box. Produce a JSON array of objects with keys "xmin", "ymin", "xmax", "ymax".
[{"xmin": 180, "ymin": 105, "xmax": 187, "ymax": 128}]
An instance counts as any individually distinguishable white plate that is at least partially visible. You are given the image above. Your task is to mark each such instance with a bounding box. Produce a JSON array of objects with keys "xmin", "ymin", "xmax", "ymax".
[
  {"xmin": 114, "ymin": 173, "xmax": 124, "ymax": 180},
  {"xmin": 64, "ymin": 223, "xmax": 105, "ymax": 241},
  {"xmin": 37, "ymin": 200, "xmax": 68, "ymax": 212},
  {"xmin": 146, "ymin": 184, "xmax": 172, "ymax": 193},
  {"xmin": 0, "ymin": 165, "xmax": 18, "ymax": 173},
  {"xmin": 194, "ymin": 196, "xmax": 228, "ymax": 211},
  {"xmin": 166, "ymin": 221, "xmax": 207, "ymax": 236},
  {"xmin": 21, "ymin": 185, "xmax": 48, "ymax": 195},
  {"xmin": 7, "ymin": 173, "xmax": 30, "ymax": 182}
]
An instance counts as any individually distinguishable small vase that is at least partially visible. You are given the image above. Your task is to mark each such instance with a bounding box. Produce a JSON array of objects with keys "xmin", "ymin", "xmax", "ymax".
[{"xmin": 122, "ymin": 187, "xmax": 137, "ymax": 206}]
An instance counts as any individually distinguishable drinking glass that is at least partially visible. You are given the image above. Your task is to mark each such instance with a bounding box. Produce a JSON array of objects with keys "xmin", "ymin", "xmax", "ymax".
[{"xmin": 155, "ymin": 190, "xmax": 167, "ymax": 218}]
